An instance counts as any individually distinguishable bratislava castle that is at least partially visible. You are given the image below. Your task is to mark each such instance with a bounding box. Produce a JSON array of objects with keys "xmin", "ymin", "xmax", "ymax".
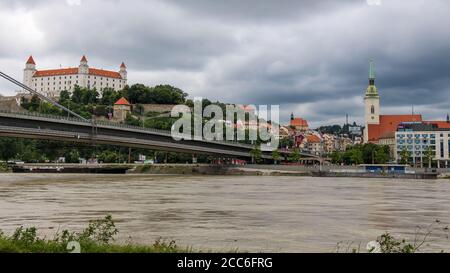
[{"xmin": 23, "ymin": 55, "xmax": 127, "ymax": 97}]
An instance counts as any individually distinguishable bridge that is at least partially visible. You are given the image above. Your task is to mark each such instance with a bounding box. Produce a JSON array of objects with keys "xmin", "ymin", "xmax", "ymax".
[{"xmin": 0, "ymin": 71, "xmax": 323, "ymax": 162}]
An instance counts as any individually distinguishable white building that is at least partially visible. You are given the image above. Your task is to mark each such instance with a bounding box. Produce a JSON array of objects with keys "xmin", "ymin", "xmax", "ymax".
[
  {"xmin": 23, "ymin": 55, "xmax": 127, "ymax": 97},
  {"xmin": 395, "ymin": 123, "xmax": 450, "ymax": 168}
]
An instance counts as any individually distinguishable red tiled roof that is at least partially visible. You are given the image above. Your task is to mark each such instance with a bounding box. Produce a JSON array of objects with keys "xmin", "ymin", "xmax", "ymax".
[
  {"xmin": 32, "ymin": 67, "xmax": 122, "ymax": 79},
  {"xmin": 120, "ymin": 62, "xmax": 126, "ymax": 69},
  {"xmin": 81, "ymin": 55, "xmax": 88, "ymax": 62},
  {"xmin": 114, "ymin": 97, "xmax": 130, "ymax": 105},
  {"xmin": 290, "ymin": 118, "xmax": 308, "ymax": 127},
  {"xmin": 368, "ymin": 115, "xmax": 423, "ymax": 142},
  {"xmin": 33, "ymin": 68, "xmax": 78, "ymax": 77},
  {"xmin": 26, "ymin": 56, "xmax": 35, "ymax": 65},
  {"xmin": 89, "ymin": 68, "xmax": 122, "ymax": 79},
  {"xmin": 424, "ymin": 121, "xmax": 450, "ymax": 129},
  {"xmin": 306, "ymin": 135, "xmax": 321, "ymax": 143}
]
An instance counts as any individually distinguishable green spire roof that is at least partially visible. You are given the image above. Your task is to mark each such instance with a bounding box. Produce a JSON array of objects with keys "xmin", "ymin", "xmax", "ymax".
[
  {"xmin": 365, "ymin": 59, "xmax": 379, "ymax": 97},
  {"xmin": 369, "ymin": 59, "xmax": 375, "ymax": 79}
]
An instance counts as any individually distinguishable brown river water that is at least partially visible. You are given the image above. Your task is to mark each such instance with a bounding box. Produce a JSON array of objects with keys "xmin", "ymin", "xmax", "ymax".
[{"xmin": 1, "ymin": 173, "xmax": 450, "ymax": 252}]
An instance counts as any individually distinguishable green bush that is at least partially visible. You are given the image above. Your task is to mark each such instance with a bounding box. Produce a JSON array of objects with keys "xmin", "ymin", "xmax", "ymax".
[{"xmin": 0, "ymin": 215, "xmax": 186, "ymax": 253}]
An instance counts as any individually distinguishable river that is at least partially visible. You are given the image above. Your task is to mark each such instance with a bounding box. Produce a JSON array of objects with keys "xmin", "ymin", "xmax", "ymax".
[{"xmin": 1, "ymin": 173, "xmax": 450, "ymax": 252}]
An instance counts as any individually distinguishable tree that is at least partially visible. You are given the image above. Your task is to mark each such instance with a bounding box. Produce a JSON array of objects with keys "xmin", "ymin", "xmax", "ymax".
[
  {"xmin": 101, "ymin": 88, "xmax": 120, "ymax": 105},
  {"xmin": 399, "ymin": 148, "xmax": 412, "ymax": 165},
  {"xmin": 330, "ymin": 151, "xmax": 343, "ymax": 165},
  {"xmin": 65, "ymin": 149, "xmax": 80, "ymax": 163},
  {"xmin": 423, "ymin": 146, "xmax": 434, "ymax": 169},
  {"xmin": 98, "ymin": 150, "xmax": 120, "ymax": 163},
  {"xmin": 344, "ymin": 148, "xmax": 363, "ymax": 165},
  {"xmin": 272, "ymin": 149, "xmax": 281, "ymax": 164},
  {"xmin": 93, "ymin": 105, "xmax": 108, "ymax": 117},
  {"xmin": 250, "ymin": 145, "xmax": 262, "ymax": 164},
  {"xmin": 374, "ymin": 145, "xmax": 390, "ymax": 164},
  {"xmin": 288, "ymin": 148, "xmax": 301, "ymax": 163},
  {"xmin": 59, "ymin": 90, "xmax": 71, "ymax": 103},
  {"xmin": 82, "ymin": 88, "xmax": 99, "ymax": 104}
]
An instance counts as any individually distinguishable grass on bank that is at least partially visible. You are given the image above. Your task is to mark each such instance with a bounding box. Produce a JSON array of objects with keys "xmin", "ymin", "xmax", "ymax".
[
  {"xmin": 0, "ymin": 215, "xmax": 190, "ymax": 253},
  {"xmin": 1, "ymin": 215, "xmax": 448, "ymax": 253},
  {"xmin": 335, "ymin": 219, "xmax": 449, "ymax": 253}
]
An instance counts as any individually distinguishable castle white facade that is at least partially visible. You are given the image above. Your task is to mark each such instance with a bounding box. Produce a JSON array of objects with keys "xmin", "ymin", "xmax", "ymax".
[{"xmin": 23, "ymin": 55, "xmax": 127, "ymax": 97}]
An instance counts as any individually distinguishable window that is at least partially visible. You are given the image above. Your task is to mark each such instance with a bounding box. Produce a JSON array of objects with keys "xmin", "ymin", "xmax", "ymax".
[{"xmin": 371, "ymin": 105, "xmax": 375, "ymax": 114}]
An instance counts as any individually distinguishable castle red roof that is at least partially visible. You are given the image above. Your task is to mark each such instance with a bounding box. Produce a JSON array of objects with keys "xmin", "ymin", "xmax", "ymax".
[
  {"xmin": 89, "ymin": 68, "xmax": 122, "ymax": 79},
  {"xmin": 34, "ymin": 68, "xmax": 78, "ymax": 77},
  {"xmin": 80, "ymin": 55, "xmax": 88, "ymax": 62},
  {"xmin": 26, "ymin": 56, "xmax": 36, "ymax": 65},
  {"xmin": 120, "ymin": 62, "xmax": 126, "ymax": 69},
  {"xmin": 114, "ymin": 97, "xmax": 130, "ymax": 105},
  {"xmin": 32, "ymin": 67, "xmax": 122, "ymax": 79},
  {"xmin": 368, "ymin": 114, "xmax": 423, "ymax": 142}
]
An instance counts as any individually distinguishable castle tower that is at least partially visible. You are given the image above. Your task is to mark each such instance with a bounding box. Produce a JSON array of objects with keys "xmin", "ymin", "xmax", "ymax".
[
  {"xmin": 363, "ymin": 60, "xmax": 380, "ymax": 143},
  {"xmin": 23, "ymin": 56, "xmax": 36, "ymax": 90},
  {"xmin": 119, "ymin": 62, "xmax": 127, "ymax": 80},
  {"xmin": 78, "ymin": 55, "xmax": 89, "ymax": 74}
]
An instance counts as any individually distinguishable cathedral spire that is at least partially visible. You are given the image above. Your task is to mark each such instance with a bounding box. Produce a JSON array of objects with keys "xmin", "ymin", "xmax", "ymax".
[
  {"xmin": 365, "ymin": 59, "xmax": 378, "ymax": 97},
  {"xmin": 369, "ymin": 59, "xmax": 375, "ymax": 86}
]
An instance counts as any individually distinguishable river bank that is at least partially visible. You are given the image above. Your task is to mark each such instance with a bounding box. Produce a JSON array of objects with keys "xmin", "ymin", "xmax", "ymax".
[{"xmin": 5, "ymin": 163, "xmax": 450, "ymax": 179}]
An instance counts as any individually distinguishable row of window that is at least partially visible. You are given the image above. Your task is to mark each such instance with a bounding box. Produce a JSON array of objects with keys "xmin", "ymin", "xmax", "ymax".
[
  {"xmin": 397, "ymin": 145, "xmax": 436, "ymax": 151},
  {"xmin": 398, "ymin": 133, "xmax": 450, "ymax": 139},
  {"xmin": 34, "ymin": 84, "xmax": 122, "ymax": 93},
  {"xmin": 397, "ymin": 139, "xmax": 436, "ymax": 145},
  {"xmin": 398, "ymin": 134, "xmax": 436, "ymax": 139}
]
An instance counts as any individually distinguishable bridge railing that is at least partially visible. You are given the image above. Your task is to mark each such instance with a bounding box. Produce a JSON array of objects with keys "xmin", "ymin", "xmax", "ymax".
[
  {"xmin": 0, "ymin": 109, "xmax": 260, "ymax": 149},
  {"xmin": 0, "ymin": 109, "xmax": 88, "ymax": 124}
]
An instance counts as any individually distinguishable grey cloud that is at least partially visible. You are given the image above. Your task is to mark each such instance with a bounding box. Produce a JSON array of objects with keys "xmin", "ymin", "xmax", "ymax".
[{"xmin": 1, "ymin": 0, "xmax": 450, "ymax": 127}]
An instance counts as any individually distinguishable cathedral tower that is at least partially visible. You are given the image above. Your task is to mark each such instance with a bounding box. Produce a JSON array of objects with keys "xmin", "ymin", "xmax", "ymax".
[{"xmin": 363, "ymin": 60, "xmax": 380, "ymax": 143}]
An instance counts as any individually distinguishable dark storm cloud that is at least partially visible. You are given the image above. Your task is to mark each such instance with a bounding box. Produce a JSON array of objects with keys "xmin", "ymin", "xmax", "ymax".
[
  {"xmin": 1, "ymin": 0, "xmax": 450, "ymax": 126},
  {"xmin": 165, "ymin": 0, "xmax": 359, "ymax": 23}
]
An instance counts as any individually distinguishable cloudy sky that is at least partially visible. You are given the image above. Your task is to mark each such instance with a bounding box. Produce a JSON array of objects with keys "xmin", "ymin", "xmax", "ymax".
[{"xmin": 0, "ymin": 0, "xmax": 449, "ymax": 127}]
